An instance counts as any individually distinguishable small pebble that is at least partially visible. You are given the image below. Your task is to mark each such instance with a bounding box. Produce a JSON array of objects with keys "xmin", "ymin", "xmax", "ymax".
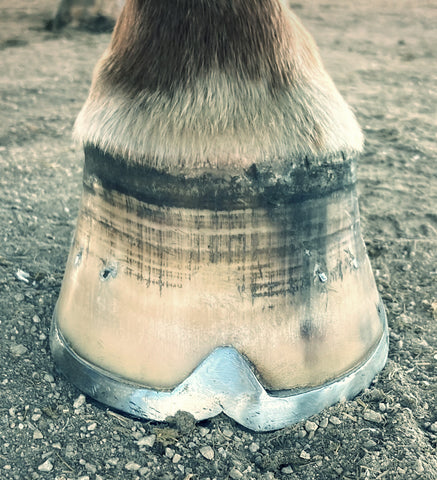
[
  {"xmin": 320, "ymin": 416, "xmax": 330, "ymax": 427},
  {"xmin": 85, "ymin": 463, "xmax": 96, "ymax": 474},
  {"xmin": 363, "ymin": 410, "xmax": 383, "ymax": 423},
  {"xmin": 10, "ymin": 344, "xmax": 27, "ymax": 356},
  {"xmin": 429, "ymin": 422, "xmax": 437, "ymax": 433},
  {"xmin": 300, "ymin": 451, "xmax": 311, "ymax": 460},
  {"xmin": 263, "ymin": 473, "xmax": 276, "ymax": 480},
  {"xmin": 172, "ymin": 453, "xmax": 182, "ymax": 464},
  {"xmin": 305, "ymin": 420, "xmax": 318, "ymax": 432},
  {"xmin": 137, "ymin": 434, "xmax": 156, "ymax": 447},
  {"xmin": 282, "ymin": 466, "xmax": 293, "ymax": 474},
  {"xmin": 165, "ymin": 447, "xmax": 175, "ymax": 459},
  {"xmin": 73, "ymin": 394, "xmax": 86, "ymax": 409},
  {"xmin": 200, "ymin": 446, "xmax": 214, "ymax": 460},
  {"xmin": 329, "ymin": 416, "xmax": 341, "ymax": 425},
  {"xmin": 249, "ymin": 442, "xmax": 259, "ymax": 453},
  {"xmin": 364, "ymin": 439, "xmax": 377, "ymax": 448},
  {"xmin": 33, "ymin": 430, "xmax": 43, "ymax": 440},
  {"xmin": 38, "ymin": 459, "xmax": 53, "ymax": 472},
  {"xmin": 229, "ymin": 467, "xmax": 243, "ymax": 479},
  {"xmin": 87, "ymin": 422, "xmax": 97, "ymax": 431},
  {"xmin": 218, "ymin": 447, "xmax": 227, "ymax": 458},
  {"xmin": 65, "ymin": 444, "xmax": 76, "ymax": 458},
  {"xmin": 125, "ymin": 461, "xmax": 141, "ymax": 471},
  {"xmin": 415, "ymin": 459, "xmax": 424, "ymax": 474}
]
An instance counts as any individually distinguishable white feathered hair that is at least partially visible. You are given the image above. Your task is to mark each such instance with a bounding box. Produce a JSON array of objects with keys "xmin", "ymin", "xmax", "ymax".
[{"xmin": 74, "ymin": 0, "xmax": 363, "ymax": 174}]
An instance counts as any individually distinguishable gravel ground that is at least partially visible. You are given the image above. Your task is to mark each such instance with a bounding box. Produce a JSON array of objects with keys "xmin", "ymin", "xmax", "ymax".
[{"xmin": 0, "ymin": 1, "xmax": 436, "ymax": 479}]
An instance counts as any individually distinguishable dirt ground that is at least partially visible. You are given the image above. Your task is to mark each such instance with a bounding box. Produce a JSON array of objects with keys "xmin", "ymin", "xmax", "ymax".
[{"xmin": 0, "ymin": 1, "xmax": 436, "ymax": 479}]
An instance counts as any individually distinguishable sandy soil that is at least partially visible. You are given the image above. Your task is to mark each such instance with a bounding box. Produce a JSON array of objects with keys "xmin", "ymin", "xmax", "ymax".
[{"xmin": 0, "ymin": 1, "xmax": 436, "ymax": 479}]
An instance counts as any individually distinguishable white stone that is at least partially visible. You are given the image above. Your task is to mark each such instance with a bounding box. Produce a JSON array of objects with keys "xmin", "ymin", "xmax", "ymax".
[
  {"xmin": 300, "ymin": 451, "xmax": 311, "ymax": 460},
  {"xmin": 229, "ymin": 467, "xmax": 243, "ymax": 479},
  {"xmin": 363, "ymin": 410, "xmax": 383, "ymax": 423},
  {"xmin": 200, "ymin": 446, "xmax": 214, "ymax": 460},
  {"xmin": 172, "ymin": 453, "xmax": 182, "ymax": 464},
  {"xmin": 125, "ymin": 461, "xmax": 141, "ymax": 471},
  {"xmin": 165, "ymin": 447, "xmax": 175, "ymax": 459},
  {"xmin": 73, "ymin": 394, "xmax": 86, "ymax": 409},
  {"xmin": 364, "ymin": 439, "xmax": 377, "ymax": 448},
  {"xmin": 249, "ymin": 442, "xmax": 259, "ymax": 453},
  {"xmin": 319, "ymin": 418, "xmax": 329, "ymax": 428},
  {"xmin": 38, "ymin": 460, "xmax": 53, "ymax": 472},
  {"xmin": 415, "ymin": 460, "xmax": 424, "ymax": 474},
  {"xmin": 43, "ymin": 373, "xmax": 55, "ymax": 383},
  {"xmin": 329, "ymin": 416, "xmax": 341, "ymax": 425},
  {"xmin": 10, "ymin": 344, "xmax": 27, "ymax": 356},
  {"xmin": 305, "ymin": 420, "xmax": 318, "ymax": 432},
  {"xmin": 137, "ymin": 434, "xmax": 156, "ymax": 447},
  {"xmin": 139, "ymin": 467, "xmax": 149, "ymax": 476},
  {"xmin": 85, "ymin": 463, "xmax": 97, "ymax": 473}
]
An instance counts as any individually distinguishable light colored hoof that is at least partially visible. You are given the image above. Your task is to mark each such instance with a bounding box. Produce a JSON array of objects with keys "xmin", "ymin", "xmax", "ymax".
[
  {"xmin": 51, "ymin": 146, "xmax": 388, "ymax": 430},
  {"xmin": 51, "ymin": 1, "xmax": 387, "ymax": 431}
]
